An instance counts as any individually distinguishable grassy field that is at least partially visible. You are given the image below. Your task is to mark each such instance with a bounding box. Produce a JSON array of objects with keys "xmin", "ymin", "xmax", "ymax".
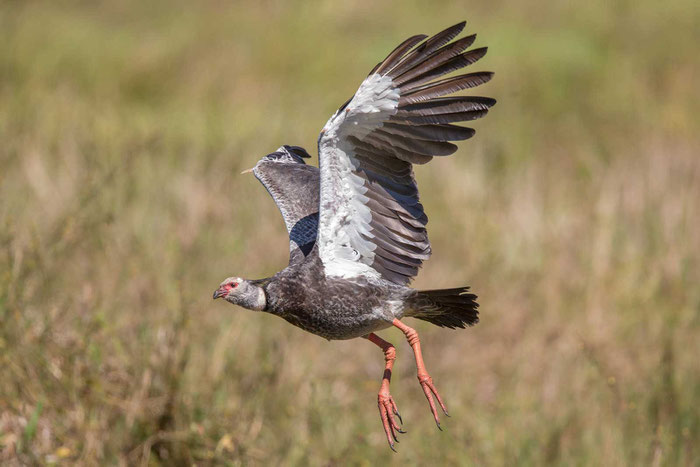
[{"xmin": 1, "ymin": 0, "xmax": 699, "ymax": 465}]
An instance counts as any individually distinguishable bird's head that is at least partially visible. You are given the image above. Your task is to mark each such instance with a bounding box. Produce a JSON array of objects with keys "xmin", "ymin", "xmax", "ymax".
[
  {"xmin": 212, "ymin": 277, "xmax": 266, "ymax": 311},
  {"xmin": 239, "ymin": 145, "xmax": 311, "ymax": 174}
]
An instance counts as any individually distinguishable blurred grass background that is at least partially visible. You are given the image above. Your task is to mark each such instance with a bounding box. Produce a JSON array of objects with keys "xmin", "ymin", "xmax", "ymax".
[{"xmin": 1, "ymin": 0, "xmax": 699, "ymax": 464}]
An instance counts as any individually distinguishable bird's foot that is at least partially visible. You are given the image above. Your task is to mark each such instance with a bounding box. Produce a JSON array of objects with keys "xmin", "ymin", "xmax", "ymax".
[
  {"xmin": 378, "ymin": 391, "xmax": 405, "ymax": 451},
  {"xmin": 417, "ymin": 373, "xmax": 449, "ymax": 430},
  {"xmin": 391, "ymin": 319, "xmax": 450, "ymax": 431}
]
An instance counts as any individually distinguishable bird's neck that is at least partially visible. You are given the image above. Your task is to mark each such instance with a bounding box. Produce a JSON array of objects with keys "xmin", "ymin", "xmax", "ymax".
[
  {"xmin": 239, "ymin": 286, "xmax": 266, "ymax": 311},
  {"xmin": 250, "ymin": 287, "xmax": 267, "ymax": 311}
]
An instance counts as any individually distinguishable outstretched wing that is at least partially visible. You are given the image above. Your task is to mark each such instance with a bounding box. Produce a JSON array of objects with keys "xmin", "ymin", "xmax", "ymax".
[
  {"xmin": 316, "ymin": 21, "xmax": 494, "ymax": 284},
  {"xmin": 251, "ymin": 145, "xmax": 320, "ymax": 265}
]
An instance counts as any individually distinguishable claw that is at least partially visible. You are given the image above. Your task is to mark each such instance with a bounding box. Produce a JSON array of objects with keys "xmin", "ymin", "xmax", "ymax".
[
  {"xmin": 418, "ymin": 375, "xmax": 449, "ymax": 429},
  {"xmin": 378, "ymin": 394, "xmax": 404, "ymax": 449},
  {"xmin": 391, "ymin": 319, "xmax": 451, "ymax": 433},
  {"xmin": 365, "ymin": 333, "xmax": 403, "ymax": 450},
  {"xmin": 392, "ymin": 404, "xmax": 403, "ymax": 425}
]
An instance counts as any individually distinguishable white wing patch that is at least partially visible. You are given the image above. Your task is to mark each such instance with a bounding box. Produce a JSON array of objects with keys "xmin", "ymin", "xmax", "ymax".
[
  {"xmin": 317, "ymin": 74, "xmax": 400, "ymax": 279},
  {"xmin": 313, "ymin": 23, "xmax": 494, "ymax": 284}
]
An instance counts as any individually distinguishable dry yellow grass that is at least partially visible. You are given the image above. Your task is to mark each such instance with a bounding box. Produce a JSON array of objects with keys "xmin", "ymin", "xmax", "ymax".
[{"xmin": 1, "ymin": 0, "xmax": 699, "ymax": 465}]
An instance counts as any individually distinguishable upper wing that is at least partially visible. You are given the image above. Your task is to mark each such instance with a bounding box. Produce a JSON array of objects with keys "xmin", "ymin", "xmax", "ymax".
[
  {"xmin": 316, "ymin": 21, "xmax": 494, "ymax": 284},
  {"xmin": 251, "ymin": 145, "xmax": 320, "ymax": 265}
]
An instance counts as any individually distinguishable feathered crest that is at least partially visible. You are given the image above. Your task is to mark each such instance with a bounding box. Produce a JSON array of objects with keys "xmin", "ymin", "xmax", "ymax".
[{"xmin": 261, "ymin": 145, "xmax": 312, "ymax": 165}]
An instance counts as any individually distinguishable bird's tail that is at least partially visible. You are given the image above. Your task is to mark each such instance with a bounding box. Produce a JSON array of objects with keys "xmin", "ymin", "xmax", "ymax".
[{"xmin": 405, "ymin": 287, "xmax": 479, "ymax": 329}]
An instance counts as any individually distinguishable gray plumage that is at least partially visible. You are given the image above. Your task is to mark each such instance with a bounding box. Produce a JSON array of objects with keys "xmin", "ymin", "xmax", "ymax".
[
  {"xmin": 216, "ymin": 21, "xmax": 491, "ymax": 339},
  {"xmin": 251, "ymin": 145, "xmax": 320, "ymax": 264},
  {"xmin": 214, "ymin": 24, "xmax": 493, "ymax": 449}
]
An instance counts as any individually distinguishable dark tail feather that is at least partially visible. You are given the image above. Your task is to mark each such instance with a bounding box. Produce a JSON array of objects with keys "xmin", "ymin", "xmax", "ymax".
[{"xmin": 407, "ymin": 287, "xmax": 479, "ymax": 329}]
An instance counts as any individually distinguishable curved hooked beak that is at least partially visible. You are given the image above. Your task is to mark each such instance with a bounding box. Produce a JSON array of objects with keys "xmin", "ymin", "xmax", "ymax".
[{"xmin": 213, "ymin": 287, "xmax": 227, "ymax": 300}]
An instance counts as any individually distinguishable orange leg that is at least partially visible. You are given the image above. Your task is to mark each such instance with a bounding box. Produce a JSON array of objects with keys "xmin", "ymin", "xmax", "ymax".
[
  {"xmin": 392, "ymin": 319, "xmax": 449, "ymax": 429},
  {"xmin": 364, "ymin": 332, "xmax": 405, "ymax": 451}
]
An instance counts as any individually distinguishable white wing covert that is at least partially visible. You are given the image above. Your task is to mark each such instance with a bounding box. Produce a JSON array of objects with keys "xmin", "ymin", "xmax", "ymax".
[{"xmin": 316, "ymin": 22, "xmax": 494, "ymax": 284}]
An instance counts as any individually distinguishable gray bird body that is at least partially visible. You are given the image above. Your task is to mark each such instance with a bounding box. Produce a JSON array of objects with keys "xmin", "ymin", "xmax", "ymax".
[
  {"xmin": 217, "ymin": 21, "xmax": 489, "ymax": 341},
  {"xmin": 263, "ymin": 250, "xmax": 411, "ymax": 340},
  {"xmin": 214, "ymin": 22, "xmax": 492, "ymax": 449}
]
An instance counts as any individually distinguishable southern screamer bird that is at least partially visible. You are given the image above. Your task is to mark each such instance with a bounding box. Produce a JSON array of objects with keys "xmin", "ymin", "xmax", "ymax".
[{"xmin": 213, "ymin": 21, "xmax": 494, "ymax": 450}]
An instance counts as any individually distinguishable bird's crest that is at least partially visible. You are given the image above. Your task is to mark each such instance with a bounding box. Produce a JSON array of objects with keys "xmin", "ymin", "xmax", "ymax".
[{"xmin": 261, "ymin": 145, "xmax": 311, "ymax": 165}]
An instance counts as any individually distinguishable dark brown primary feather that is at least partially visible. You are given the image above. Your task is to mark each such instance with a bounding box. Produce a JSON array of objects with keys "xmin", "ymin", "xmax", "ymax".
[
  {"xmin": 391, "ymin": 109, "xmax": 490, "ymax": 125},
  {"xmin": 395, "ymin": 47, "xmax": 489, "ymax": 89},
  {"xmin": 373, "ymin": 34, "xmax": 429, "ymax": 76},
  {"xmin": 399, "ymin": 72, "xmax": 494, "ymax": 104},
  {"xmin": 380, "ymin": 122, "xmax": 476, "ymax": 142},
  {"xmin": 391, "ymin": 35, "xmax": 479, "ymax": 85},
  {"xmin": 395, "ymin": 96, "xmax": 495, "ymax": 116},
  {"xmin": 386, "ymin": 23, "xmax": 470, "ymax": 78},
  {"xmin": 329, "ymin": 22, "xmax": 494, "ymax": 285}
]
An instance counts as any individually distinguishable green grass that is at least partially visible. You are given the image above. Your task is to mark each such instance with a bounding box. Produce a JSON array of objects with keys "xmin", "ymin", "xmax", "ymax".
[{"xmin": 1, "ymin": 0, "xmax": 699, "ymax": 464}]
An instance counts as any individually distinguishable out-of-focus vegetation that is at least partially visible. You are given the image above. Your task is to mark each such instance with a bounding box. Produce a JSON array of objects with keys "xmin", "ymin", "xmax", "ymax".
[{"xmin": 1, "ymin": 0, "xmax": 699, "ymax": 464}]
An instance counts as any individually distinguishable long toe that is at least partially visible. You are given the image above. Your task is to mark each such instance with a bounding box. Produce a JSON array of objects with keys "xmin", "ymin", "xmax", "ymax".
[
  {"xmin": 418, "ymin": 374, "xmax": 449, "ymax": 429},
  {"xmin": 378, "ymin": 394, "xmax": 404, "ymax": 450}
]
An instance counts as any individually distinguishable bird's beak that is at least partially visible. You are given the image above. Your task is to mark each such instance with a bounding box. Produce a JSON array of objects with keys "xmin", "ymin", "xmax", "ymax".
[
  {"xmin": 213, "ymin": 287, "xmax": 227, "ymax": 300},
  {"xmin": 240, "ymin": 167, "xmax": 254, "ymax": 174}
]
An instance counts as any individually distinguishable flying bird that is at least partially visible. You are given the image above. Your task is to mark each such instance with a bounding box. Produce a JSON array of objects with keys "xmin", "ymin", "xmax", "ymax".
[{"xmin": 214, "ymin": 21, "xmax": 494, "ymax": 450}]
